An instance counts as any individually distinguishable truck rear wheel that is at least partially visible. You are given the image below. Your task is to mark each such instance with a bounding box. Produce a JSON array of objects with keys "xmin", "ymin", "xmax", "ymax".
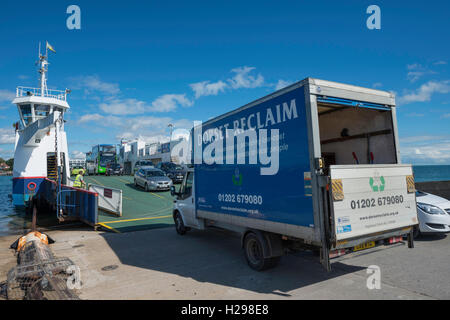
[
  {"xmin": 243, "ymin": 233, "xmax": 280, "ymax": 271},
  {"xmin": 413, "ymin": 225, "xmax": 421, "ymax": 239}
]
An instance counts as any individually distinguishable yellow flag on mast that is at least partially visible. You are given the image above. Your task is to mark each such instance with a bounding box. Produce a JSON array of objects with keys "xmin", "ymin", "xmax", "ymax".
[{"xmin": 46, "ymin": 41, "xmax": 56, "ymax": 53}]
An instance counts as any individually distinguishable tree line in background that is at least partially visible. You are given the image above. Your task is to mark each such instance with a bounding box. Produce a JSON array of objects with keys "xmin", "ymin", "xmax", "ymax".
[{"xmin": 0, "ymin": 158, "xmax": 13, "ymax": 171}]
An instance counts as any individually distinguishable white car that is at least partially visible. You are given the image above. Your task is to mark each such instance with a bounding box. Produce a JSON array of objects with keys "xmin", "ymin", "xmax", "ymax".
[{"xmin": 415, "ymin": 190, "xmax": 450, "ymax": 237}]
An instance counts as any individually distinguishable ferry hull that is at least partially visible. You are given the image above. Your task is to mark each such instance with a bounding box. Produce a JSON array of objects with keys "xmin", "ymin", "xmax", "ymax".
[
  {"xmin": 12, "ymin": 177, "xmax": 46, "ymax": 207},
  {"xmin": 12, "ymin": 127, "xmax": 69, "ymax": 208}
]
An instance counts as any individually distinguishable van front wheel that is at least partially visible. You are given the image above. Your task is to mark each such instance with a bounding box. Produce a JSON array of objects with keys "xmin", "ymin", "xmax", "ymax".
[
  {"xmin": 243, "ymin": 232, "xmax": 279, "ymax": 271},
  {"xmin": 174, "ymin": 212, "xmax": 187, "ymax": 235}
]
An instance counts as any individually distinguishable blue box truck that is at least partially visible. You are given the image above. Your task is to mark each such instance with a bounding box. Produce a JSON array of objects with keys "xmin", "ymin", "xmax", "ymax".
[{"xmin": 171, "ymin": 78, "xmax": 418, "ymax": 271}]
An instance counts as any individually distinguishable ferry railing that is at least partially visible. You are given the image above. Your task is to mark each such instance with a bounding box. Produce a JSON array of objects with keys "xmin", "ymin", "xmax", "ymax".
[
  {"xmin": 38, "ymin": 178, "xmax": 99, "ymax": 228},
  {"xmin": 87, "ymin": 183, "xmax": 122, "ymax": 217},
  {"xmin": 57, "ymin": 184, "xmax": 99, "ymax": 227},
  {"xmin": 16, "ymin": 86, "xmax": 68, "ymax": 101}
]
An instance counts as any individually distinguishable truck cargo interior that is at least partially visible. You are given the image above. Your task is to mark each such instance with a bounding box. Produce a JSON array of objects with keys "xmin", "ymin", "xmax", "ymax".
[{"xmin": 317, "ymin": 103, "xmax": 397, "ymax": 167}]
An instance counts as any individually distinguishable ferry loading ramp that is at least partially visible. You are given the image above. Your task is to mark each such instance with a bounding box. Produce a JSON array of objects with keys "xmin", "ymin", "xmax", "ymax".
[{"xmin": 84, "ymin": 175, "xmax": 174, "ymax": 233}]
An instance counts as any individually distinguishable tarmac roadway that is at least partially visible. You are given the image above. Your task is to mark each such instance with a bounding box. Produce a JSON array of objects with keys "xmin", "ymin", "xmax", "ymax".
[{"xmin": 1, "ymin": 225, "xmax": 449, "ymax": 299}]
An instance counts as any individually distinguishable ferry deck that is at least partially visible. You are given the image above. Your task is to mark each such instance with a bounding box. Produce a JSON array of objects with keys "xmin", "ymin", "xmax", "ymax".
[{"xmin": 84, "ymin": 175, "xmax": 176, "ymax": 233}]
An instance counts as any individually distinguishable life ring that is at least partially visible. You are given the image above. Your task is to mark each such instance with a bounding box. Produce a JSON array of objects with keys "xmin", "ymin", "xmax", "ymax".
[{"xmin": 27, "ymin": 182, "xmax": 37, "ymax": 191}]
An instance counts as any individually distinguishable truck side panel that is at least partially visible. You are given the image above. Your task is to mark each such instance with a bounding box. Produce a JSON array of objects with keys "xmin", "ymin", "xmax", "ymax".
[{"xmin": 195, "ymin": 86, "xmax": 315, "ymax": 228}]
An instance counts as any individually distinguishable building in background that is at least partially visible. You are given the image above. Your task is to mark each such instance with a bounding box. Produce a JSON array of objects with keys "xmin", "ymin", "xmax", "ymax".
[
  {"xmin": 118, "ymin": 137, "xmax": 188, "ymax": 175},
  {"xmin": 69, "ymin": 158, "xmax": 86, "ymax": 169}
]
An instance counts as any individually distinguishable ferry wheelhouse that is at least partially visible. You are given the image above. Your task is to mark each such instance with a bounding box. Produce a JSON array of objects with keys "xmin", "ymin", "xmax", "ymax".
[{"xmin": 12, "ymin": 46, "xmax": 70, "ymax": 207}]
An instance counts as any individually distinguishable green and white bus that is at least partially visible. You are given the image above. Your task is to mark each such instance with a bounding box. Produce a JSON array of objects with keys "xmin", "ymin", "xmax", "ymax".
[{"xmin": 91, "ymin": 144, "xmax": 116, "ymax": 175}]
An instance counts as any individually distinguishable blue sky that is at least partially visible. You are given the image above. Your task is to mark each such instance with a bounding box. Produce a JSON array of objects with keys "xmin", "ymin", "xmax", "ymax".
[{"xmin": 0, "ymin": 0, "xmax": 449, "ymax": 164}]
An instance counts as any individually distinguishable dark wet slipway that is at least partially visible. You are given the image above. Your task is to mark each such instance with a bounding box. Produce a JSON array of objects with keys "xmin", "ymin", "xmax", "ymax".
[
  {"xmin": 0, "ymin": 176, "xmax": 70, "ymax": 237},
  {"xmin": 0, "ymin": 176, "xmax": 30, "ymax": 236}
]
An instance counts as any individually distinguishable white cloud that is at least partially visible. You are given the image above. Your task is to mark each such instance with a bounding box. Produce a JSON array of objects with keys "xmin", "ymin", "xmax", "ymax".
[
  {"xmin": 0, "ymin": 148, "xmax": 14, "ymax": 160},
  {"xmin": 0, "ymin": 127, "xmax": 15, "ymax": 144},
  {"xmin": 115, "ymin": 118, "xmax": 194, "ymax": 145},
  {"xmin": 78, "ymin": 113, "xmax": 191, "ymax": 134},
  {"xmin": 96, "ymin": 93, "xmax": 193, "ymax": 115},
  {"xmin": 400, "ymin": 135, "xmax": 450, "ymax": 164},
  {"xmin": 127, "ymin": 116, "xmax": 172, "ymax": 131},
  {"xmin": 77, "ymin": 112, "xmax": 194, "ymax": 146},
  {"xmin": 397, "ymin": 80, "xmax": 450, "ymax": 105},
  {"xmin": 400, "ymin": 135, "xmax": 449, "ymax": 143},
  {"xmin": 401, "ymin": 142, "xmax": 450, "ymax": 164},
  {"xmin": 189, "ymin": 66, "xmax": 265, "ymax": 99},
  {"xmin": 150, "ymin": 94, "xmax": 193, "ymax": 112},
  {"xmin": 433, "ymin": 61, "xmax": 447, "ymax": 66},
  {"xmin": 99, "ymin": 98, "xmax": 147, "ymax": 115},
  {"xmin": 72, "ymin": 75, "xmax": 120, "ymax": 95},
  {"xmin": 228, "ymin": 66, "xmax": 264, "ymax": 89},
  {"xmin": 0, "ymin": 90, "xmax": 15, "ymax": 102},
  {"xmin": 78, "ymin": 113, "xmax": 104, "ymax": 124},
  {"xmin": 171, "ymin": 128, "xmax": 191, "ymax": 141},
  {"xmin": 190, "ymin": 80, "xmax": 227, "ymax": 98},
  {"xmin": 275, "ymin": 80, "xmax": 293, "ymax": 90},
  {"xmin": 70, "ymin": 150, "xmax": 86, "ymax": 159},
  {"xmin": 407, "ymin": 64, "xmax": 420, "ymax": 70},
  {"xmin": 406, "ymin": 64, "xmax": 437, "ymax": 83},
  {"xmin": 372, "ymin": 82, "xmax": 383, "ymax": 89}
]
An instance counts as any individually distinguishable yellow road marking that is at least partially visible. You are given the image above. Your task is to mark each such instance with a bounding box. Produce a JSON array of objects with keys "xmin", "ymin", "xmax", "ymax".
[
  {"xmin": 89, "ymin": 177, "xmax": 104, "ymax": 186},
  {"xmin": 104, "ymin": 215, "xmax": 172, "ymax": 224},
  {"xmin": 150, "ymin": 192, "xmax": 167, "ymax": 200},
  {"xmin": 97, "ymin": 222, "xmax": 121, "ymax": 233},
  {"xmin": 117, "ymin": 177, "xmax": 130, "ymax": 184}
]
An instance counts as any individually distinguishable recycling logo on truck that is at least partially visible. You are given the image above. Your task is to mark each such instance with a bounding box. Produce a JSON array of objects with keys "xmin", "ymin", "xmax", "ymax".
[
  {"xmin": 232, "ymin": 167, "xmax": 243, "ymax": 186},
  {"xmin": 369, "ymin": 176, "xmax": 385, "ymax": 192}
]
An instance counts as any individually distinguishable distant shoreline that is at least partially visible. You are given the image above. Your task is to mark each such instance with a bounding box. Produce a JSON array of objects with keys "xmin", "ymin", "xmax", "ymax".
[
  {"xmin": 0, "ymin": 171, "xmax": 12, "ymax": 176},
  {"xmin": 412, "ymin": 164, "xmax": 450, "ymax": 166}
]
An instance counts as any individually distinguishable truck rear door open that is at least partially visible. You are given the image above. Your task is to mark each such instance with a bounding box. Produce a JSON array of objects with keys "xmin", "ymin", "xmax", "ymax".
[{"xmin": 329, "ymin": 164, "xmax": 418, "ymax": 246}]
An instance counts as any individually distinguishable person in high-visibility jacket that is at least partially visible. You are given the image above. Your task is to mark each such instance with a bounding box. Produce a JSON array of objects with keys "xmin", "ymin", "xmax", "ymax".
[{"xmin": 73, "ymin": 171, "xmax": 85, "ymax": 188}]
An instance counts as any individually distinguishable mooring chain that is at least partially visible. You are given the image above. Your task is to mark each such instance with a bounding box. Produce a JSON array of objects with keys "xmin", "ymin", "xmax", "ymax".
[{"xmin": 55, "ymin": 113, "xmax": 60, "ymax": 218}]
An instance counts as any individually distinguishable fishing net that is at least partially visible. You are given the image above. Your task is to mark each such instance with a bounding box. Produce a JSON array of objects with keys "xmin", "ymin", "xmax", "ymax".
[{"xmin": 6, "ymin": 240, "xmax": 80, "ymax": 300}]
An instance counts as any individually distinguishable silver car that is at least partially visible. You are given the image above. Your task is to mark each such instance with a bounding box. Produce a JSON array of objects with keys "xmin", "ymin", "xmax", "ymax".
[
  {"xmin": 415, "ymin": 190, "xmax": 450, "ymax": 238},
  {"xmin": 134, "ymin": 166, "xmax": 173, "ymax": 191}
]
